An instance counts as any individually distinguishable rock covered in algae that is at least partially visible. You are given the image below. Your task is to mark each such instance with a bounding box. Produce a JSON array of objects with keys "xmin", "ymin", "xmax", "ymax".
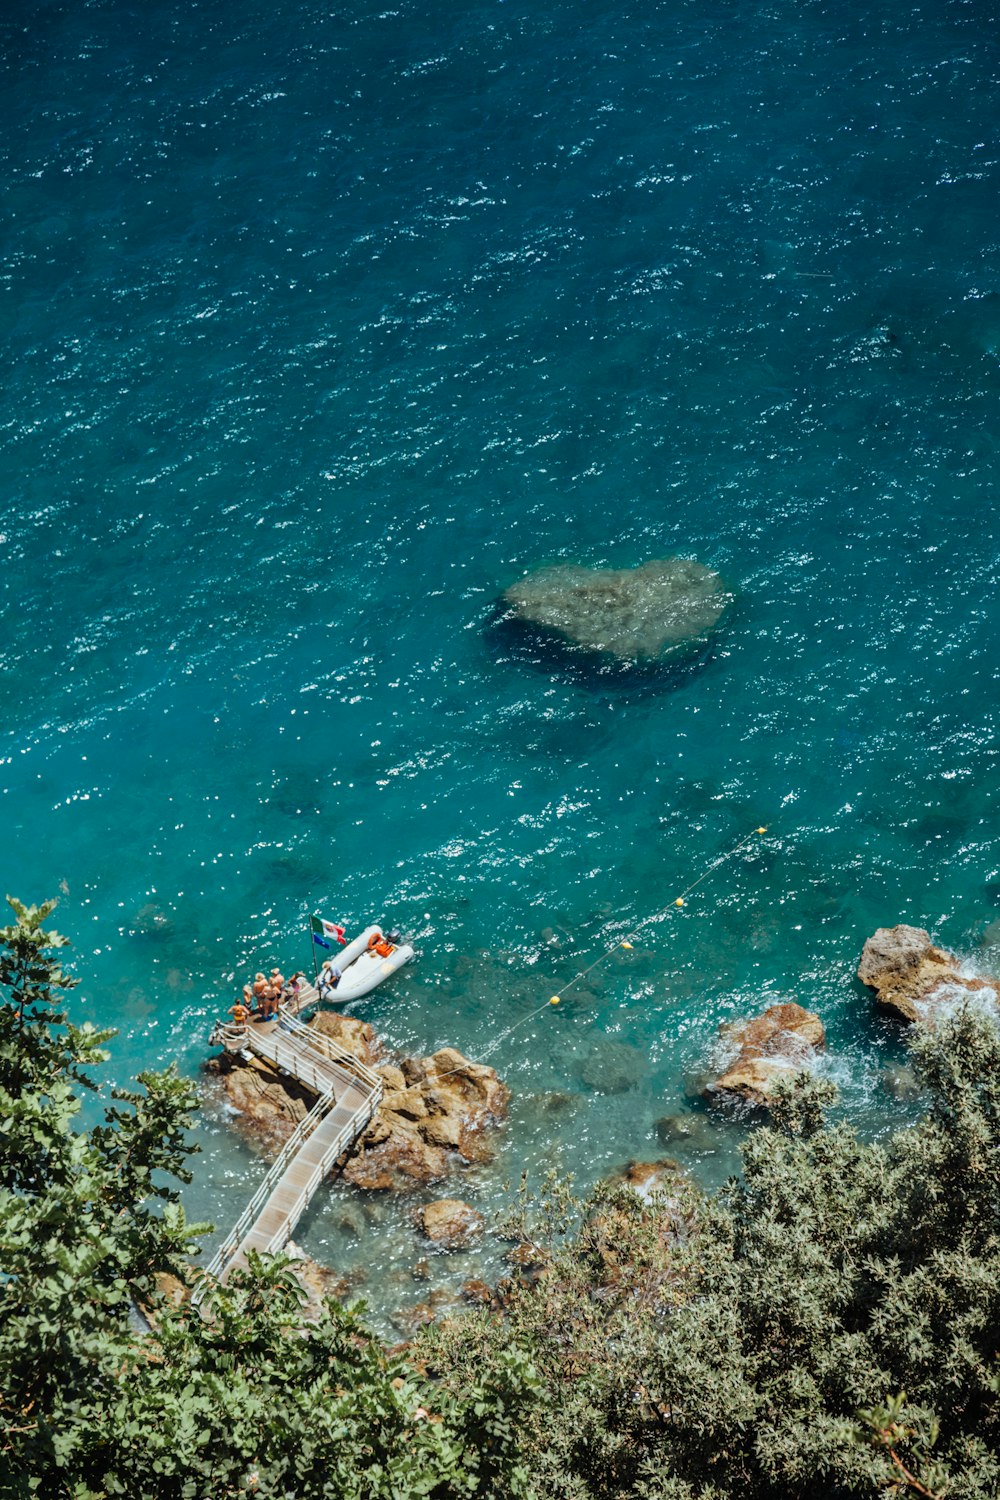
[{"xmin": 502, "ymin": 556, "xmax": 731, "ymax": 664}]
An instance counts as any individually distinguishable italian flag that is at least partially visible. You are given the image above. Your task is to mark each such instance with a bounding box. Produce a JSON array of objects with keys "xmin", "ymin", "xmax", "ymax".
[{"xmin": 310, "ymin": 915, "xmax": 346, "ymax": 945}]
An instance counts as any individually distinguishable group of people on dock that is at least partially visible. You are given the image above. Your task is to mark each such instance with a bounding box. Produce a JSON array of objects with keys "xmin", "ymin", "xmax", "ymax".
[{"xmin": 228, "ymin": 968, "xmax": 304, "ymax": 1026}]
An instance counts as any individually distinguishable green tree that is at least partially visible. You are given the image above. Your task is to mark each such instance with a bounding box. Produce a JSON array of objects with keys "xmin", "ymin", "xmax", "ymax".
[
  {"xmin": 0, "ymin": 897, "xmax": 205, "ymax": 1490},
  {"xmin": 420, "ymin": 1009, "xmax": 1000, "ymax": 1499}
]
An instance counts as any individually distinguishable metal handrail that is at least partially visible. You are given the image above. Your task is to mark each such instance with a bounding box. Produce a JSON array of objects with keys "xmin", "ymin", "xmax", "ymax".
[
  {"xmin": 198, "ymin": 1005, "xmax": 386, "ymax": 1292},
  {"xmin": 198, "ymin": 1087, "xmax": 337, "ymax": 1290},
  {"xmin": 211, "ymin": 1021, "xmax": 251, "ymax": 1051},
  {"xmin": 275, "ymin": 1009, "xmax": 382, "ymax": 1090},
  {"xmin": 252, "ymin": 1031, "xmax": 341, "ymax": 1097},
  {"xmin": 249, "ymin": 1084, "xmax": 383, "ymax": 1258}
]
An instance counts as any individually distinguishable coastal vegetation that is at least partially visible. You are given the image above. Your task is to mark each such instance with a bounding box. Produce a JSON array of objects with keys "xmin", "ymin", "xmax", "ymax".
[{"xmin": 2, "ymin": 898, "xmax": 999, "ymax": 1498}]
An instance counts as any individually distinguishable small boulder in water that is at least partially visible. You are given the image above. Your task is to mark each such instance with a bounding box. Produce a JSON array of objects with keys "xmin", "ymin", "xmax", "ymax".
[
  {"xmin": 706, "ymin": 1002, "xmax": 825, "ymax": 1107},
  {"xmin": 881, "ymin": 1065, "xmax": 922, "ymax": 1102},
  {"xmin": 655, "ymin": 1113, "xmax": 719, "ymax": 1152},
  {"xmin": 606, "ymin": 1158, "xmax": 686, "ymax": 1205},
  {"xmin": 857, "ymin": 924, "xmax": 998, "ymax": 1023},
  {"xmin": 419, "ymin": 1199, "xmax": 485, "ymax": 1249},
  {"xmin": 501, "ymin": 556, "xmax": 731, "ymax": 666}
]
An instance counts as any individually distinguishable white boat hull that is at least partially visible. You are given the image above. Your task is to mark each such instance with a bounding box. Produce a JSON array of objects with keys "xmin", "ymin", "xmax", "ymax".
[{"xmin": 317, "ymin": 924, "xmax": 414, "ymax": 1003}]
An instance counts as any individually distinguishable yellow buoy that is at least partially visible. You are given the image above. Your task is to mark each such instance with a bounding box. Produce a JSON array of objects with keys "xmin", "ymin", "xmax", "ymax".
[
  {"xmin": 756, "ymin": 826, "xmax": 767, "ymax": 834},
  {"xmin": 549, "ymin": 996, "xmax": 561, "ymax": 1005},
  {"xmin": 674, "ymin": 898, "xmax": 685, "ymax": 907},
  {"xmin": 621, "ymin": 940, "xmax": 633, "ymax": 949}
]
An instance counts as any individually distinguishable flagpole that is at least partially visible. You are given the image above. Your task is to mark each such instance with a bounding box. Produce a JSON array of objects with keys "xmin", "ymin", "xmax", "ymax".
[{"xmin": 309, "ymin": 913, "xmax": 320, "ymax": 988}]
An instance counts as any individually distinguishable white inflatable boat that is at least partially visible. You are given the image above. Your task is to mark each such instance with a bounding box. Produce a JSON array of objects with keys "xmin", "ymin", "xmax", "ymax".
[{"xmin": 314, "ymin": 924, "xmax": 414, "ymax": 1004}]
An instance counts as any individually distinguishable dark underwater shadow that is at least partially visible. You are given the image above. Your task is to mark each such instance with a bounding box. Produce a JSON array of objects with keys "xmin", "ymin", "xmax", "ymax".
[{"xmin": 484, "ymin": 596, "xmax": 738, "ymax": 702}]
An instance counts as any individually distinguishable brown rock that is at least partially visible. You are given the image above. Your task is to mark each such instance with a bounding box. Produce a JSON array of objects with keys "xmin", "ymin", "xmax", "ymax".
[
  {"xmin": 342, "ymin": 1045, "xmax": 510, "ymax": 1189},
  {"xmin": 461, "ymin": 1278, "xmax": 494, "ymax": 1305},
  {"xmin": 377, "ymin": 1064, "xmax": 407, "ymax": 1091},
  {"xmin": 707, "ymin": 1002, "xmax": 825, "ymax": 1107},
  {"xmin": 420, "ymin": 1198, "xmax": 485, "ymax": 1249},
  {"xmin": 857, "ymin": 924, "xmax": 996, "ymax": 1022},
  {"xmin": 310, "ymin": 1009, "xmax": 383, "ymax": 1067},
  {"xmin": 205, "ymin": 1052, "xmax": 313, "ymax": 1153},
  {"xmin": 420, "ymin": 1112, "xmax": 464, "ymax": 1149},
  {"xmin": 345, "ymin": 1133, "xmax": 449, "ymax": 1192},
  {"xmin": 401, "ymin": 1056, "xmax": 429, "ymax": 1086},
  {"xmin": 210, "ymin": 1016, "xmax": 509, "ymax": 1193},
  {"xmin": 385, "ymin": 1086, "xmax": 428, "ymax": 1121},
  {"xmin": 609, "ymin": 1159, "xmax": 685, "ymax": 1204},
  {"xmin": 285, "ymin": 1241, "xmax": 350, "ymax": 1320}
]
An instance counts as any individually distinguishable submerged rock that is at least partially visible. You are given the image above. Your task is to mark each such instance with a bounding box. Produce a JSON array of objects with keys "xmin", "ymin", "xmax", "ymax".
[
  {"xmin": 654, "ymin": 1113, "xmax": 719, "ymax": 1153},
  {"xmin": 706, "ymin": 1002, "xmax": 825, "ymax": 1107},
  {"xmin": 419, "ymin": 1198, "xmax": 485, "ymax": 1249},
  {"xmin": 881, "ymin": 1065, "xmax": 923, "ymax": 1102},
  {"xmin": 577, "ymin": 1036, "xmax": 648, "ymax": 1094},
  {"xmin": 501, "ymin": 556, "xmax": 731, "ymax": 665},
  {"xmin": 857, "ymin": 924, "xmax": 998, "ymax": 1023},
  {"xmin": 130, "ymin": 902, "xmax": 175, "ymax": 938}
]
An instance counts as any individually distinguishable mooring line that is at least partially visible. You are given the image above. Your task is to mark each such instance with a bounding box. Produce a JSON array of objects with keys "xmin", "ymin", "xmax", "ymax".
[
  {"xmin": 543, "ymin": 824, "xmax": 768, "ymax": 1008},
  {"xmin": 433, "ymin": 824, "xmax": 769, "ymax": 1077}
]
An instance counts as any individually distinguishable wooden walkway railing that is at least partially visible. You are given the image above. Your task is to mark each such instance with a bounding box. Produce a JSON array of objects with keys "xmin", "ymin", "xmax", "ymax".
[{"xmin": 201, "ymin": 1003, "xmax": 382, "ymax": 1288}]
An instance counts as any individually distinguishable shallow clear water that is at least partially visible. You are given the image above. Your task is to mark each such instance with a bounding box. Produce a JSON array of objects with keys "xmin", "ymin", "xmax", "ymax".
[{"xmin": 3, "ymin": 0, "xmax": 1000, "ymax": 1329}]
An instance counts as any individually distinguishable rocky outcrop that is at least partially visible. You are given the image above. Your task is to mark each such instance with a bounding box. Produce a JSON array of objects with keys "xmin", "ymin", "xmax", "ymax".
[
  {"xmin": 344, "ymin": 1048, "xmax": 509, "ymax": 1191},
  {"xmin": 858, "ymin": 925, "xmax": 997, "ymax": 1023},
  {"xmin": 706, "ymin": 1002, "xmax": 825, "ymax": 1106},
  {"xmin": 655, "ymin": 1112, "xmax": 719, "ymax": 1153},
  {"xmin": 608, "ymin": 1158, "xmax": 686, "ymax": 1205},
  {"xmin": 285, "ymin": 1241, "xmax": 351, "ymax": 1320},
  {"xmin": 501, "ymin": 557, "xmax": 731, "ymax": 665},
  {"xmin": 419, "ymin": 1199, "xmax": 485, "ymax": 1249},
  {"xmin": 206, "ymin": 1053, "xmax": 315, "ymax": 1154},
  {"xmin": 207, "ymin": 1013, "xmax": 509, "ymax": 1193},
  {"xmin": 310, "ymin": 1009, "xmax": 384, "ymax": 1066}
]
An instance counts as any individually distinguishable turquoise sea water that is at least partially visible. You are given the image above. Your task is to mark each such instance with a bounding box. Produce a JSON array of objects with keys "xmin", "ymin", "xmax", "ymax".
[{"xmin": 3, "ymin": 0, "xmax": 1000, "ymax": 1324}]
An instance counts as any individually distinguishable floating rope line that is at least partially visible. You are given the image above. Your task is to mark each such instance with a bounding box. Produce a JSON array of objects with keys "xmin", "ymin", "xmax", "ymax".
[
  {"xmin": 544, "ymin": 824, "xmax": 768, "ymax": 1008},
  {"xmin": 433, "ymin": 824, "xmax": 768, "ymax": 1078}
]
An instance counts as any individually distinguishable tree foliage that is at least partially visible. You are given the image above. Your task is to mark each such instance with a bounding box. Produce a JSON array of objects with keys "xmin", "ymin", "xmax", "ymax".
[{"xmin": 421, "ymin": 1014, "xmax": 1000, "ymax": 1499}]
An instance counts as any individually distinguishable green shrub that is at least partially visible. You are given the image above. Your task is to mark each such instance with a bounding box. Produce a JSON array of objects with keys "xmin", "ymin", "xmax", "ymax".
[{"xmin": 420, "ymin": 1013, "xmax": 1000, "ymax": 1499}]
